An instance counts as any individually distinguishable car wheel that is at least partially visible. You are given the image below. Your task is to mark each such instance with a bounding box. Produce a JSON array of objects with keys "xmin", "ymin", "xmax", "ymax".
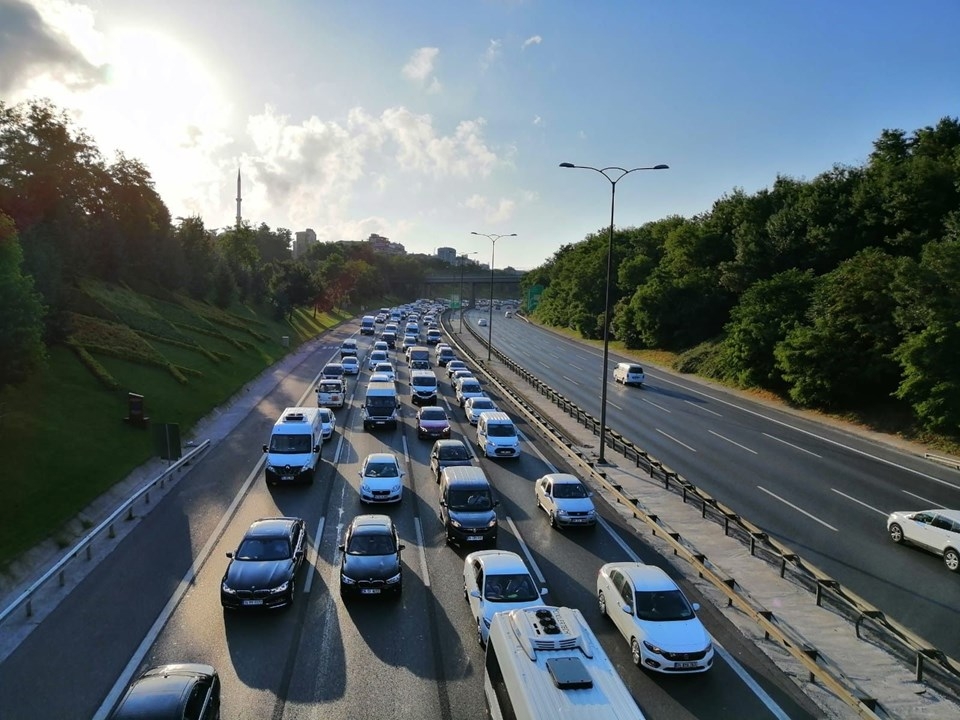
[
  {"xmin": 889, "ymin": 523, "xmax": 904, "ymax": 544},
  {"xmin": 598, "ymin": 590, "xmax": 607, "ymax": 617},
  {"xmin": 945, "ymin": 548, "xmax": 960, "ymax": 572},
  {"xmin": 549, "ymin": 512, "xmax": 558, "ymax": 529},
  {"xmin": 631, "ymin": 637, "xmax": 642, "ymax": 667}
]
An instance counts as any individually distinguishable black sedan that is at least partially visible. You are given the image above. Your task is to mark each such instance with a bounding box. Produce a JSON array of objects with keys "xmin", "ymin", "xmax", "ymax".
[
  {"xmin": 429, "ymin": 439, "xmax": 473, "ymax": 483},
  {"xmin": 110, "ymin": 663, "xmax": 220, "ymax": 720},
  {"xmin": 220, "ymin": 517, "xmax": 306, "ymax": 610},
  {"xmin": 339, "ymin": 515, "xmax": 404, "ymax": 598}
]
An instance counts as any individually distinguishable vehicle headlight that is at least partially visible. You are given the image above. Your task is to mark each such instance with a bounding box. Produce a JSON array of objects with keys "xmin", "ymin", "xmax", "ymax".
[
  {"xmin": 392, "ymin": 483, "xmax": 401, "ymax": 493},
  {"xmin": 340, "ymin": 574, "xmax": 356, "ymax": 585},
  {"xmin": 301, "ymin": 463, "xmax": 312, "ymax": 471},
  {"xmin": 486, "ymin": 517, "xmax": 497, "ymax": 527},
  {"xmin": 386, "ymin": 572, "xmax": 401, "ymax": 584},
  {"xmin": 265, "ymin": 464, "xmax": 275, "ymax": 472},
  {"xmin": 269, "ymin": 581, "xmax": 290, "ymax": 594},
  {"xmin": 643, "ymin": 641, "xmax": 665, "ymax": 655},
  {"xmin": 221, "ymin": 581, "xmax": 236, "ymax": 594},
  {"xmin": 558, "ymin": 509, "xmax": 570, "ymax": 516},
  {"xmin": 450, "ymin": 518, "xmax": 463, "ymax": 528}
]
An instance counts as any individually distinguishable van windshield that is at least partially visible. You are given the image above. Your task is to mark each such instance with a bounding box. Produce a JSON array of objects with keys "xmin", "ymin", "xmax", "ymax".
[
  {"xmin": 366, "ymin": 396, "xmax": 397, "ymax": 408},
  {"xmin": 413, "ymin": 377, "xmax": 437, "ymax": 388},
  {"xmin": 269, "ymin": 434, "xmax": 313, "ymax": 453},
  {"xmin": 487, "ymin": 424, "xmax": 516, "ymax": 437},
  {"xmin": 447, "ymin": 489, "xmax": 493, "ymax": 511}
]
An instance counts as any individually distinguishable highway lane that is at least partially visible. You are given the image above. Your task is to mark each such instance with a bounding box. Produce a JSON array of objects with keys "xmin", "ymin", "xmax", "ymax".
[
  {"xmin": 0, "ymin": 318, "xmax": 822, "ymax": 719},
  {"xmin": 473, "ymin": 308, "xmax": 960, "ymax": 657}
]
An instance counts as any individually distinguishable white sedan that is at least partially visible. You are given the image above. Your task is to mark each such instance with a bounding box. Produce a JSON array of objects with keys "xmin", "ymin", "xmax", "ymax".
[
  {"xmin": 463, "ymin": 396, "xmax": 497, "ymax": 425},
  {"xmin": 597, "ymin": 563, "xmax": 713, "ymax": 673},
  {"xmin": 463, "ymin": 550, "xmax": 546, "ymax": 647},
  {"xmin": 318, "ymin": 407, "xmax": 336, "ymax": 441},
  {"xmin": 341, "ymin": 356, "xmax": 360, "ymax": 375},
  {"xmin": 535, "ymin": 473, "xmax": 597, "ymax": 528},
  {"xmin": 373, "ymin": 362, "xmax": 396, "ymax": 382}
]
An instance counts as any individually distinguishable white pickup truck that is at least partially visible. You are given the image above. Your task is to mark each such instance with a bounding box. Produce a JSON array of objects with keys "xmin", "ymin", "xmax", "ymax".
[{"xmin": 316, "ymin": 378, "xmax": 345, "ymax": 408}]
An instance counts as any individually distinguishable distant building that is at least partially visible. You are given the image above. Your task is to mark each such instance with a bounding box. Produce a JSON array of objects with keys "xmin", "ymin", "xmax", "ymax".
[
  {"xmin": 366, "ymin": 233, "xmax": 406, "ymax": 255},
  {"xmin": 293, "ymin": 228, "xmax": 317, "ymax": 259},
  {"xmin": 436, "ymin": 247, "xmax": 457, "ymax": 264}
]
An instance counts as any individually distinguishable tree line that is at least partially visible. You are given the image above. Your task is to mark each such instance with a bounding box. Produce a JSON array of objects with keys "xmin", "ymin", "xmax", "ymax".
[
  {"xmin": 523, "ymin": 117, "xmax": 960, "ymax": 435},
  {"xmin": 0, "ymin": 99, "xmax": 460, "ymax": 390}
]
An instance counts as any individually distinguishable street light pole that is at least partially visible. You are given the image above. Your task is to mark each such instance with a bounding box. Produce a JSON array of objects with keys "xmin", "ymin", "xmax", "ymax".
[
  {"xmin": 458, "ymin": 251, "xmax": 477, "ymax": 333},
  {"xmin": 559, "ymin": 162, "xmax": 668, "ymax": 463},
  {"xmin": 471, "ymin": 231, "xmax": 517, "ymax": 361}
]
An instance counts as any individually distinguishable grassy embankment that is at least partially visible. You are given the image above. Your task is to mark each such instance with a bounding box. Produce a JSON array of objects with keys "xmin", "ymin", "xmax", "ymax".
[{"xmin": 0, "ymin": 280, "xmax": 352, "ymax": 571}]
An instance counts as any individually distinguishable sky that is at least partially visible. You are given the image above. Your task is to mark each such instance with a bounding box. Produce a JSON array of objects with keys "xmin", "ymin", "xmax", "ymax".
[{"xmin": 2, "ymin": 0, "xmax": 959, "ymax": 270}]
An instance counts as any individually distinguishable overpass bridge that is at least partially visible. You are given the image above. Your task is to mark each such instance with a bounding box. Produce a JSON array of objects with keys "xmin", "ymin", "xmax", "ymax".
[{"xmin": 421, "ymin": 271, "xmax": 525, "ymax": 307}]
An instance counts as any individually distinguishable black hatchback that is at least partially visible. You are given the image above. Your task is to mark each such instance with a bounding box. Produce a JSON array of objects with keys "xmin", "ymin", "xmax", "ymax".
[{"xmin": 110, "ymin": 664, "xmax": 220, "ymax": 720}]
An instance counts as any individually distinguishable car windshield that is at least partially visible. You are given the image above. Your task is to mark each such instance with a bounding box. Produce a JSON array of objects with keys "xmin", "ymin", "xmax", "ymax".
[
  {"xmin": 487, "ymin": 424, "xmax": 516, "ymax": 437},
  {"xmin": 421, "ymin": 408, "xmax": 446, "ymax": 420},
  {"xmin": 471, "ymin": 400, "xmax": 494, "ymax": 410},
  {"xmin": 553, "ymin": 482, "xmax": 587, "ymax": 499},
  {"xmin": 447, "ymin": 489, "xmax": 493, "ymax": 511},
  {"xmin": 365, "ymin": 461, "xmax": 399, "ymax": 477},
  {"xmin": 484, "ymin": 573, "xmax": 539, "ymax": 602},
  {"xmin": 269, "ymin": 434, "xmax": 312, "ymax": 453},
  {"xmin": 439, "ymin": 445, "xmax": 470, "ymax": 460},
  {"xmin": 634, "ymin": 589, "xmax": 695, "ymax": 621},
  {"xmin": 461, "ymin": 382, "xmax": 481, "ymax": 392},
  {"xmin": 323, "ymin": 366, "xmax": 343, "ymax": 377},
  {"xmin": 347, "ymin": 531, "xmax": 396, "ymax": 556},
  {"xmin": 237, "ymin": 536, "xmax": 290, "ymax": 561},
  {"xmin": 375, "ymin": 363, "xmax": 393, "ymax": 372}
]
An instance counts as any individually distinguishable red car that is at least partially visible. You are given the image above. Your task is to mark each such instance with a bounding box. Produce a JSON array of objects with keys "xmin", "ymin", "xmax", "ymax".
[{"xmin": 417, "ymin": 406, "xmax": 451, "ymax": 440}]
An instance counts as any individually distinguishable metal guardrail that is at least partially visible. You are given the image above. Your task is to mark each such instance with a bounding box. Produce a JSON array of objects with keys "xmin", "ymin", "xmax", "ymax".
[
  {"xmin": 0, "ymin": 440, "xmax": 212, "ymax": 626},
  {"xmin": 445, "ymin": 312, "xmax": 960, "ymax": 717}
]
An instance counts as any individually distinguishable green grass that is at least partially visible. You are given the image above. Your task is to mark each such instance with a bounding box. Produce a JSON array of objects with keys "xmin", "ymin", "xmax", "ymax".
[{"xmin": 0, "ymin": 286, "xmax": 351, "ymax": 570}]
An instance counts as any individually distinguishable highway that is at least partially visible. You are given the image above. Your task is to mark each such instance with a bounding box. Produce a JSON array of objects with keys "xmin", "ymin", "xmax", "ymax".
[
  {"xmin": 0, "ymin": 317, "xmax": 825, "ymax": 719},
  {"xmin": 472, "ymin": 307, "xmax": 960, "ymax": 659}
]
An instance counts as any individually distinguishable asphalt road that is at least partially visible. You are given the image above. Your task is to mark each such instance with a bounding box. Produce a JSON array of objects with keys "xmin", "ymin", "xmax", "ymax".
[
  {"xmin": 470, "ymin": 308, "xmax": 960, "ymax": 659},
  {"xmin": 0, "ymin": 317, "xmax": 827, "ymax": 720}
]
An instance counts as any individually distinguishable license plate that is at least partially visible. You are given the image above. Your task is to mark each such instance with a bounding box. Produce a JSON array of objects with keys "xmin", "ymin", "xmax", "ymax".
[
  {"xmin": 466, "ymin": 535, "xmax": 483, "ymax": 541},
  {"xmin": 675, "ymin": 661, "xmax": 699, "ymax": 668},
  {"xmin": 360, "ymin": 588, "xmax": 381, "ymax": 595},
  {"xmin": 242, "ymin": 599, "xmax": 263, "ymax": 606},
  {"xmin": 281, "ymin": 476, "xmax": 294, "ymax": 481}
]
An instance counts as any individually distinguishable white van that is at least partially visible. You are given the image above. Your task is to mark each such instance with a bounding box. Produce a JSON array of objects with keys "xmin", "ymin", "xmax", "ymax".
[
  {"xmin": 362, "ymin": 381, "xmax": 400, "ymax": 430},
  {"xmin": 410, "ymin": 369, "xmax": 438, "ymax": 406},
  {"xmin": 262, "ymin": 408, "xmax": 322, "ymax": 485},
  {"xmin": 360, "ymin": 315, "xmax": 376, "ymax": 335},
  {"xmin": 316, "ymin": 378, "xmax": 345, "ymax": 408},
  {"xmin": 477, "ymin": 411, "xmax": 521, "ymax": 459}
]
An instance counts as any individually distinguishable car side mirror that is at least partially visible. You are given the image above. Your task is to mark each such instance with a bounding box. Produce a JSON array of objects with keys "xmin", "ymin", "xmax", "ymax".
[
  {"xmin": 295, "ymin": 550, "xmax": 304, "ymax": 559},
  {"xmin": 692, "ymin": 602, "xmax": 700, "ymax": 612},
  {"xmin": 314, "ymin": 445, "xmax": 320, "ymax": 453},
  {"xmin": 398, "ymin": 544, "xmax": 406, "ymax": 551},
  {"xmin": 494, "ymin": 500, "xmax": 500, "ymax": 506},
  {"xmin": 439, "ymin": 499, "xmax": 447, "ymax": 507},
  {"xmin": 357, "ymin": 471, "xmax": 363, "ymax": 477},
  {"xmin": 226, "ymin": 552, "xmax": 234, "ymax": 558},
  {"xmin": 470, "ymin": 589, "xmax": 481, "ymax": 599},
  {"xmin": 622, "ymin": 604, "xmax": 632, "ymax": 614},
  {"xmin": 337, "ymin": 544, "xmax": 345, "ymax": 552},
  {"xmin": 262, "ymin": 445, "xmax": 268, "ymax": 453}
]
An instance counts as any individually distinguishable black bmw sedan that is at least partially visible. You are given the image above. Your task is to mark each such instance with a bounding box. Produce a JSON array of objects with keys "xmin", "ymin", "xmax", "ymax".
[
  {"xmin": 221, "ymin": 517, "xmax": 306, "ymax": 609},
  {"xmin": 339, "ymin": 514, "xmax": 405, "ymax": 598}
]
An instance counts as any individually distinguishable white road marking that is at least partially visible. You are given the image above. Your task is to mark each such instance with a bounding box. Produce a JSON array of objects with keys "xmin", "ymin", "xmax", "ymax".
[
  {"xmin": 685, "ymin": 400, "xmax": 722, "ymax": 416},
  {"xmin": 831, "ymin": 489, "xmax": 887, "ymax": 516},
  {"xmin": 608, "ymin": 401, "xmax": 624, "ymax": 411},
  {"xmin": 505, "ymin": 516, "xmax": 547, "ymax": 585},
  {"xmin": 758, "ymin": 487, "xmax": 838, "ymax": 531},
  {"xmin": 901, "ymin": 489, "xmax": 945, "ymax": 507},
  {"xmin": 304, "ymin": 517, "xmax": 325, "ymax": 594},
  {"xmin": 402, "ymin": 435, "xmax": 410, "ymax": 465},
  {"xmin": 655, "ymin": 428, "xmax": 698, "ymax": 452},
  {"xmin": 569, "ymin": 363, "xmax": 584, "ymax": 371},
  {"xmin": 762, "ymin": 432, "xmax": 821, "ymax": 458},
  {"xmin": 712, "ymin": 642, "xmax": 795, "ymax": 720},
  {"xmin": 708, "ymin": 430, "xmax": 758, "ymax": 455},
  {"xmin": 641, "ymin": 397, "xmax": 671, "ymax": 413},
  {"xmin": 541, "ymin": 362, "xmax": 551, "ymax": 369},
  {"xmin": 414, "ymin": 518, "xmax": 430, "ymax": 587},
  {"xmin": 561, "ymin": 375, "xmax": 580, "ymax": 386},
  {"xmin": 597, "ymin": 516, "xmax": 642, "ymax": 562}
]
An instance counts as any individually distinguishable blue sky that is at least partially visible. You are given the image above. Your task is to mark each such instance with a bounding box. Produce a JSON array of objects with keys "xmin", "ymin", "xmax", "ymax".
[{"xmin": 3, "ymin": 0, "xmax": 958, "ymax": 269}]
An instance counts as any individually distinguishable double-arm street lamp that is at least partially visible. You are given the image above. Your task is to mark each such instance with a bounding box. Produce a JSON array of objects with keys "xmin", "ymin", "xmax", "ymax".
[
  {"xmin": 458, "ymin": 251, "xmax": 478, "ymax": 333},
  {"xmin": 470, "ymin": 231, "xmax": 517, "ymax": 360},
  {"xmin": 559, "ymin": 162, "xmax": 668, "ymax": 463}
]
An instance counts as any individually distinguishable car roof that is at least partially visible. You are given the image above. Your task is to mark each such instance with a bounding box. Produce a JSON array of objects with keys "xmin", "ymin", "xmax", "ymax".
[
  {"xmin": 542, "ymin": 473, "xmax": 583, "ymax": 485},
  {"xmin": 910, "ymin": 508, "xmax": 960, "ymax": 522},
  {"xmin": 434, "ymin": 439, "xmax": 467, "ymax": 449},
  {"xmin": 246, "ymin": 517, "xmax": 300, "ymax": 537},
  {"xmin": 350, "ymin": 514, "xmax": 393, "ymax": 532},
  {"xmin": 470, "ymin": 550, "xmax": 529, "ymax": 575},
  {"xmin": 364, "ymin": 452, "xmax": 398, "ymax": 464},
  {"xmin": 605, "ymin": 563, "xmax": 678, "ymax": 592},
  {"xmin": 114, "ymin": 666, "xmax": 214, "ymax": 719}
]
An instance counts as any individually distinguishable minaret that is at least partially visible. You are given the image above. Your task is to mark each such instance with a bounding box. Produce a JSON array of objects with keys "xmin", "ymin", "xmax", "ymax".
[{"xmin": 235, "ymin": 168, "xmax": 242, "ymax": 228}]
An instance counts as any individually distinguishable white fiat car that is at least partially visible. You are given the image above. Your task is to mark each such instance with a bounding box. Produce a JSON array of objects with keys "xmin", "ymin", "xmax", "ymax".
[
  {"xmin": 463, "ymin": 550, "xmax": 546, "ymax": 647},
  {"xmin": 597, "ymin": 563, "xmax": 713, "ymax": 674},
  {"xmin": 358, "ymin": 452, "xmax": 404, "ymax": 504},
  {"xmin": 534, "ymin": 473, "xmax": 597, "ymax": 528}
]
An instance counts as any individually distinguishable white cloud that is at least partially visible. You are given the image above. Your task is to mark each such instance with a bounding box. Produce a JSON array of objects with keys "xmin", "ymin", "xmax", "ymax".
[
  {"xmin": 480, "ymin": 39, "xmax": 501, "ymax": 70},
  {"xmin": 461, "ymin": 189, "xmax": 537, "ymax": 223},
  {"xmin": 522, "ymin": 35, "xmax": 542, "ymax": 50},
  {"xmin": 532, "ymin": 115, "xmax": 543, "ymax": 127},
  {"xmin": 402, "ymin": 46, "xmax": 441, "ymax": 91}
]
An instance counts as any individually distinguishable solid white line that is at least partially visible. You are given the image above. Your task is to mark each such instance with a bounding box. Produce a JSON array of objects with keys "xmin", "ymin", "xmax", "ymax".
[
  {"xmin": 561, "ymin": 375, "xmax": 580, "ymax": 386},
  {"xmin": 304, "ymin": 517, "xmax": 325, "ymax": 594},
  {"xmin": 758, "ymin": 486, "xmax": 838, "ymax": 531},
  {"xmin": 655, "ymin": 428, "xmax": 697, "ymax": 453},
  {"xmin": 608, "ymin": 401, "xmax": 624, "ymax": 411},
  {"xmin": 709, "ymin": 430, "xmax": 758, "ymax": 455},
  {"xmin": 712, "ymin": 642, "xmax": 794, "ymax": 720},
  {"xmin": 597, "ymin": 516, "xmax": 642, "ymax": 563},
  {"xmin": 505, "ymin": 516, "xmax": 546, "ymax": 584},
  {"xmin": 830, "ymin": 489, "xmax": 887, "ymax": 516},
  {"xmin": 684, "ymin": 400, "xmax": 722, "ymax": 417},
  {"xmin": 901, "ymin": 489, "xmax": 945, "ymax": 507},
  {"xmin": 641, "ymin": 397, "xmax": 671, "ymax": 413},
  {"xmin": 763, "ymin": 432, "xmax": 822, "ymax": 458},
  {"xmin": 93, "ymin": 457, "xmax": 267, "ymax": 719},
  {"xmin": 414, "ymin": 518, "xmax": 430, "ymax": 587}
]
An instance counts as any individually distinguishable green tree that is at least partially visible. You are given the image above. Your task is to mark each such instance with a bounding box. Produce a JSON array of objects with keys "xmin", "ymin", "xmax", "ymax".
[{"xmin": 0, "ymin": 213, "xmax": 46, "ymax": 387}]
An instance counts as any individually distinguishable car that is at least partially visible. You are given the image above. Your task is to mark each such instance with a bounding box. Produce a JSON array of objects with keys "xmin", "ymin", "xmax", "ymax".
[
  {"xmin": 535, "ymin": 473, "xmax": 597, "ymax": 528},
  {"xmin": 320, "ymin": 363, "xmax": 346, "ymax": 388},
  {"xmin": 109, "ymin": 663, "xmax": 220, "ymax": 720},
  {"xmin": 437, "ymin": 346, "xmax": 456, "ymax": 367},
  {"xmin": 318, "ymin": 407, "xmax": 336, "ymax": 441},
  {"xmin": 367, "ymin": 349, "xmax": 389, "ymax": 370},
  {"xmin": 381, "ymin": 331, "xmax": 397, "ymax": 349},
  {"xmin": 417, "ymin": 406, "xmax": 451, "ymax": 440},
  {"xmin": 369, "ymin": 372, "xmax": 392, "ymax": 384},
  {"xmin": 597, "ymin": 563, "xmax": 714, "ymax": 673},
  {"xmin": 429, "ymin": 439, "xmax": 473, "ymax": 482},
  {"xmin": 445, "ymin": 359, "xmax": 468, "ymax": 377},
  {"xmin": 464, "ymin": 396, "xmax": 498, "ymax": 425},
  {"xmin": 358, "ymin": 452, "xmax": 404, "ymax": 503},
  {"xmin": 373, "ymin": 340, "xmax": 389, "ymax": 353},
  {"xmin": 373, "ymin": 361, "xmax": 396, "ymax": 382},
  {"xmin": 426, "ymin": 328, "xmax": 442, "ymax": 344},
  {"xmin": 339, "ymin": 514, "xmax": 405, "ymax": 598},
  {"xmin": 221, "ymin": 517, "xmax": 306, "ymax": 610},
  {"xmin": 450, "ymin": 368, "xmax": 474, "ymax": 386},
  {"xmin": 613, "ymin": 362, "xmax": 645, "ymax": 387},
  {"xmin": 455, "ymin": 377, "xmax": 485, "ymax": 407},
  {"xmin": 315, "ymin": 378, "xmax": 345, "ymax": 408},
  {"xmin": 463, "ymin": 550, "xmax": 546, "ymax": 647},
  {"xmin": 478, "ymin": 317, "xmax": 488, "ymax": 327},
  {"xmin": 341, "ymin": 356, "xmax": 360, "ymax": 375},
  {"xmin": 887, "ymin": 508, "xmax": 960, "ymax": 572},
  {"xmin": 375, "ymin": 313, "xmax": 386, "ymax": 323},
  {"xmin": 339, "ymin": 339, "xmax": 358, "ymax": 358},
  {"xmin": 400, "ymin": 334, "xmax": 419, "ymax": 352}
]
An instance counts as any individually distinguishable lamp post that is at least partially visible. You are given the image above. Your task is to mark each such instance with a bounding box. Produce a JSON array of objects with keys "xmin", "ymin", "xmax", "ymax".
[
  {"xmin": 471, "ymin": 231, "xmax": 517, "ymax": 360},
  {"xmin": 559, "ymin": 161, "xmax": 668, "ymax": 463},
  {"xmin": 458, "ymin": 251, "xmax": 478, "ymax": 333}
]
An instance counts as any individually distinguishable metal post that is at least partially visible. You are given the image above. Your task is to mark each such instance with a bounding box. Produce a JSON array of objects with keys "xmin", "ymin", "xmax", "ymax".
[{"xmin": 470, "ymin": 232, "xmax": 517, "ymax": 361}]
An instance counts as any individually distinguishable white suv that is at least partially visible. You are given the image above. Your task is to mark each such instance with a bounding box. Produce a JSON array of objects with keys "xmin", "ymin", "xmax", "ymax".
[
  {"xmin": 887, "ymin": 509, "xmax": 960, "ymax": 572},
  {"xmin": 613, "ymin": 362, "xmax": 645, "ymax": 387}
]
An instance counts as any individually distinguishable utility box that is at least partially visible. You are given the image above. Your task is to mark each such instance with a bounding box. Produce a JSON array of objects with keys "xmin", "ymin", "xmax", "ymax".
[
  {"xmin": 153, "ymin": 423, "xmax": 182, "ymax": 460},
  {"xmin": 281, "ymin": 335, "xmax": 290, "ymax": 347},
  {"xmin": 124, "ymin": 392, "xmax": 149, "ymax": 428}
]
